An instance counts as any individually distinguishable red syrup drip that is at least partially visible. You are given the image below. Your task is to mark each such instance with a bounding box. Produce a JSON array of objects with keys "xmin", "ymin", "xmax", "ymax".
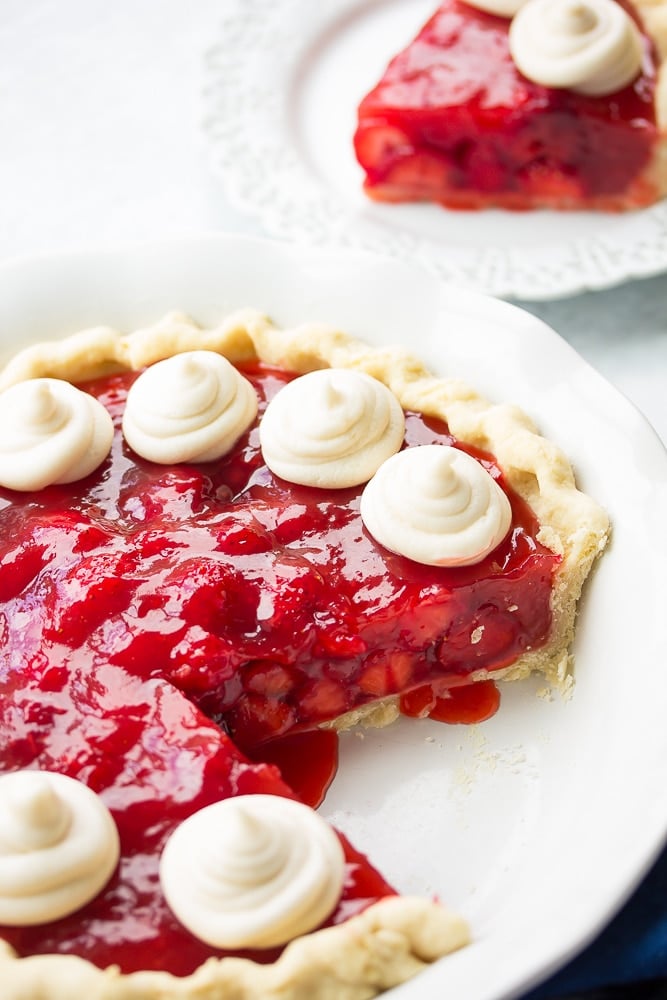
[
  {"xmin": 249, "ymin": 729, "xmax": 340, "ymax": 809},
  {"xmin": 401, "ymin": 679, "xmax": 501, "ymax": 725}
]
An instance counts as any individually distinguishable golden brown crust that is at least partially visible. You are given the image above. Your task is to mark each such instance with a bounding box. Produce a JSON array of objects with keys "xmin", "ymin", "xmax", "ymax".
[
  {"xmin": 0, "ymin": 309, "xmax": 609, "ymax": 997},
  {"xmin": 0, "ymin": 898, "xmax": 469, "ymax": 1000}
]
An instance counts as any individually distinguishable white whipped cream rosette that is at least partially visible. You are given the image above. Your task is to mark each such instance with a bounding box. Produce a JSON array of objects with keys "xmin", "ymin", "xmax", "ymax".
[
  {"xmin": 259, "ymin": 368, "xmax": 405, "ymax": 488},
  {"xmin": 160, "ymin": 795, "xmax": 346, "ymax": 950},
  {"xmin": 0, "ymin": 378, "xmax": 113, "ymax": 491},
  {"xmin": 462, "ymin": 0, "xmax": 528, "ymax": 18},
  {"xmin": 0, "ymin": 771, "xmax": 120, "ymax": 925},
  {"xmin": 509, "ymin": 0, "xmax": 644, "ymax": 96},
  {"xmin": 122, "ymin": 350, "xmax": 258, "ymax": 464},
  {"xmin": 360, "ymin": 444, "xmax": 512, "ymax": 567}
]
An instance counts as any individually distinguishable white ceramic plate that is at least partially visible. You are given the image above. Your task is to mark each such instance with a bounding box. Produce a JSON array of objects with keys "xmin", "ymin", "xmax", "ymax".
[
  {"xmin": 0, "ymin": 233, "xmax": 666, "ymax": 1000},
  {"xmin": 202, "ymin": 0, "xmax": 667, "ymax": 301}
]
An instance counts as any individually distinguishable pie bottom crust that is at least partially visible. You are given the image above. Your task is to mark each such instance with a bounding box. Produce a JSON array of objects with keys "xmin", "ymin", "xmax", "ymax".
[{"xmin": 0, "ymin": 309, "xmax": 610, "ymax": 999}]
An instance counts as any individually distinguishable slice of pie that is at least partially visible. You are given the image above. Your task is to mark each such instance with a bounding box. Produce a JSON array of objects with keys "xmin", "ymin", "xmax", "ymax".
[
  {"xmin": 0, "ymin": 309, "xmax": 609, "ymax": 998},
  {"xmin": 354, "ymin": 0, "xmax": 667, "ymax": 210}
]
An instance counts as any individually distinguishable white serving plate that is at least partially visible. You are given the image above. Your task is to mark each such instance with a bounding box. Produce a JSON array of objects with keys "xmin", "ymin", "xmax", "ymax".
[
  {"xmin": 202, "ymin": 0, "xmax": 667, "ymax": 300},
  {"xmin": 0, "ymin": 233, "xmax": 666, "ymax": 999}
]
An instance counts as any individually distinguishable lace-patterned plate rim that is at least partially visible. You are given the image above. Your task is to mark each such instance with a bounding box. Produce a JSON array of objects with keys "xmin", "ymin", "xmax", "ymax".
[{"xmin": 201, "ymin": 0, "xmax": 667, "ymax": 302}]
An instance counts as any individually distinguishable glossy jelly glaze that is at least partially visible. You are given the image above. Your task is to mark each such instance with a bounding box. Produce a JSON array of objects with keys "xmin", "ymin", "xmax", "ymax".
[
  {"xmin": 354, "ymin": 0, "xmax": 660, "ymax": 209},
  {"xmin": 0, "ymin": 361, "xmax": 557, "ymax": 972}
]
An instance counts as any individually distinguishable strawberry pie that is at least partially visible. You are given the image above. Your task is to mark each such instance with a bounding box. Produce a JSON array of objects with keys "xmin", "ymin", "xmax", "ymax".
[
  {"xmin": 354, "ymin": 0, "xmax": 667, "ymax": 210},
  {"xmin": 0, "ymin": 309, "xmax": 609, "ymax": 999}
]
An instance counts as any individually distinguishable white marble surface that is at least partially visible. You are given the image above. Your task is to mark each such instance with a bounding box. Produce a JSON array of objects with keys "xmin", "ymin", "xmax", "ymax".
[{"xmin": 0, "ymin": 0, "xmax": 665, "ymax": 451}]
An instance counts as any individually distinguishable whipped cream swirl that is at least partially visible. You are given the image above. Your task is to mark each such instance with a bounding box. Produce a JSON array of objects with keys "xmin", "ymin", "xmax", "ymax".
[
  {"xmin": 0, "ymin": 378, "xmax": 113, "ymax": 491},
  {"xmin": 360, "ymin": 445, "xmax": 512, "ymax": 566},
  {"xmin": 462, "ymin": 0, "xmax": 528, "ymax": 19},
  {"xmin": 259, "ymin": 369, "xmax": 405, "ymax": 488},
  {"xmin": 122, "ymin": 351, "xmax": 258, "ymax": 464},
  {"xmin": 0, "ymin": 771, "xmax": 120, "ymax": 925},
  {"xmin": 509, "ymin": 0, "xmax": 643, "ymax": 96},
  {"xmin": 160, "ymin": 795, "xmax": 345, "ymax": 949}
]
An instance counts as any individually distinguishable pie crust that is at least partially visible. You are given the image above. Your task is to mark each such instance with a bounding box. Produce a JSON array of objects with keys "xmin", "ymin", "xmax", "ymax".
[{"xmin": 0, "ymin": 309, "xmax": 610, "ymax": 999}]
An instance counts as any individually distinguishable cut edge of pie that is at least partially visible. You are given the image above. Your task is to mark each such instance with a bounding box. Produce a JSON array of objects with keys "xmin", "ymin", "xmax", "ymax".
[{"xmin": 0, "ymin": 309, "xmax": 610, "ymax": 999}]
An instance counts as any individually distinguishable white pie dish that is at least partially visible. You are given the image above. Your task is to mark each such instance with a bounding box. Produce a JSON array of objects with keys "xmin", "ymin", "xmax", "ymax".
[{"xmin": 0, "ymin": 232, "xmax": 665, "ymax": 1000}]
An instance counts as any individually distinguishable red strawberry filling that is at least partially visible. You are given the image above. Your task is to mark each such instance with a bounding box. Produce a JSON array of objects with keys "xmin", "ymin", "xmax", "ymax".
[
  {"xmin": 354, "ymin": 0, "xmax": 660, "ymax": 209},
  {"xmin": 0, "ymin": 667, "xmax": 391, "ymax": 974},
  {"xmin": 0, "ymin": 360, "xmax": 558, "ymax": 974}
]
